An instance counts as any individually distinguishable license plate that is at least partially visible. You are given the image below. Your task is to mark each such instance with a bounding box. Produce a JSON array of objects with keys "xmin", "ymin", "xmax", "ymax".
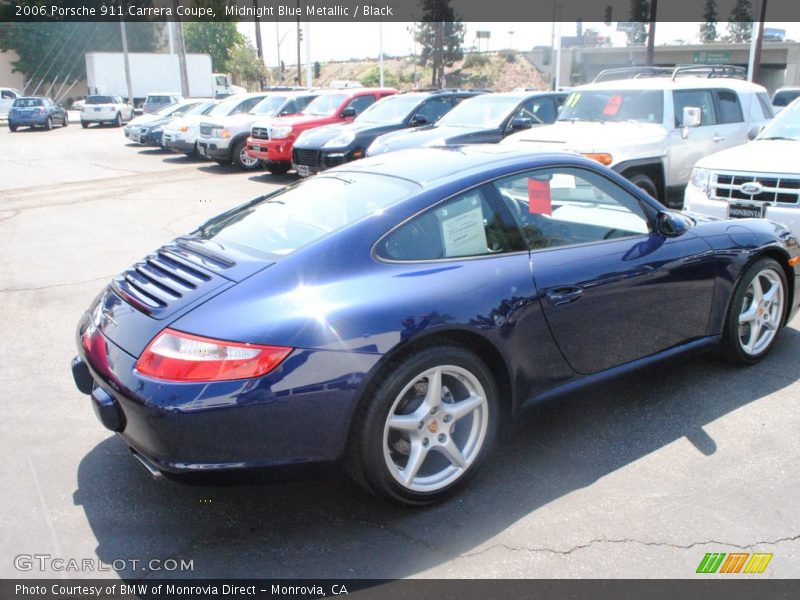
[
  {"xmin": 198, "ymin": 144, "xmax": 207, "ymax": 157},
  {"xmin": 296, "ymin": 165, "xmax": 310, "ymax": 177},
  {"xmin": 728, "ymin": 202, "xmax": 766, "ymax": 219},
  {"xmin": 94, "ymin": 107, "xmax": 101, "ymax": 112},
  {"xmin": 252, "ymin": 144, "xmax": 261, "ymax": 152}
]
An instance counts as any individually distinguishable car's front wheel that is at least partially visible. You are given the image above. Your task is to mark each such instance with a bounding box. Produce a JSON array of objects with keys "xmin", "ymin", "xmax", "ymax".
[
  {"xmin": 232, "ymin": 138, "xmax": 261, "ymax": 170},
  {"xmin": 721, "ymin": 257, "xmax": 787, "ymax": 365},
  {"xmin": 81, "ymin": 121, "xmax": 89, "ymax": 129},
  {"xmin": 348, "ymin": 345, "xmax": 498, "ymax": 505},
  {"xmin": 114, "ymin": 113, "xmax": 122, "ymax": 127},
  {"xmin": 9, "ymin": 125, "xmax": 17, "ymax": 132}
]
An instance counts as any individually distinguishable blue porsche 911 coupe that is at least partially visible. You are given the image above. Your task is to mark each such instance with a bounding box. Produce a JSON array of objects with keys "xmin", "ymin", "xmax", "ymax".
[{"xmin": 72, "ymin": 146, "xmax": 800, "ymax": 505}]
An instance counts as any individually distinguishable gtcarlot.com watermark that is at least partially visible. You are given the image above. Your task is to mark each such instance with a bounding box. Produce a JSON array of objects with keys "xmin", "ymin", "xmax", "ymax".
[{"xmin": 14, "ymin": 553, "xmax": 194, "ymax": 573}]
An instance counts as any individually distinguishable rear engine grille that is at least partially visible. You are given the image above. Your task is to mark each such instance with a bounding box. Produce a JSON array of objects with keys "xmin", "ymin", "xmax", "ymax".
[
  {"xmin": 111, "ymin": 240, "xmax": 234, "ymax": 318},
  {"xmin": 252, "ymin": 127, "xmax": 269, "ymax": 140},
  {"xmin": 711, "ymin": 172, "xmax": 800, "ymax": 204},
  {"xmin": 293, "ymin": 148, "xmax": 321, "ymax": 167}
]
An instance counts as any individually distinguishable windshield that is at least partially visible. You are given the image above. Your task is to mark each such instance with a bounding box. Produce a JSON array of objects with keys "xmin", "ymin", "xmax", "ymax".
[
  {"xmin": 559, "ymin": 90, "xmax": 663, "ymax": 123},
  {"xmin": 207, "ymin": 94, "xmax": 247, "ymax": 117},
  {"xmin": 250, "ymin": 95, "xmax": 288, "ymax": 116},
  {"xmin": 85, "ymin": 95, "xmax": 115, "ymax": 105},
  {"xmin": 194, "ymin": 173, "xmax": 420, "ymax": 257},
  {"xmin": 356, "ymin": 95, "xmax": 422, "ymax": 124},
  {"xmin": 303, "ymin": 93, "xmax": 347, "ymax": 116},
  {"xmin": 773, "ymin": 90, "xmax": 800, "ymax": 108},
  {"xmin": 12, "ymin": 98, "xmax": 44, "ymax": 107},
  {"xmin": 758, "ymin": 98, "xmax": 800, "ymax": 141},
  {"xmin": 154, "ymin": 102, "xmax": 184, "ymax": 116},
  {"xmin": 438, "ymin": 96, "xmax": 522, "ymax": 128},
  {"xmin": 184, "ymin": 101, "xmax": 216, "ymax": 116}
]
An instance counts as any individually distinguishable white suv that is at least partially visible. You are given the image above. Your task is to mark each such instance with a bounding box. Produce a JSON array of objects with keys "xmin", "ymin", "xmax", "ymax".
[
  {"xmin": 81, "ymin": 95, "xmax": 134, "ymax": 128},
  {"xmin": 503, "ymin": 66, "xmax": 773, "ymax": 207},
  {"xmin": 685, "ymin": 97, "xmax": 800, "ymax": 238}
]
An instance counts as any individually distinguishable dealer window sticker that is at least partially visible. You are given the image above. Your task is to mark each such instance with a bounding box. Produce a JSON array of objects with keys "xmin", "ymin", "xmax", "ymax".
[{"xmin": 438, "ymin": 193, "xmax": 488, "ymax": 257}]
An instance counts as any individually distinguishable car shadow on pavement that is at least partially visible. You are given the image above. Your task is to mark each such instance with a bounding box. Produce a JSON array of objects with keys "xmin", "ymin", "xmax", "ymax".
[
  {"xmin": 248, "ymin": 172, "xmax": 298, "ymax": 185},
  {"xmin": 74, "ymin": 328, "xmax": 800, "ymax": 578}
]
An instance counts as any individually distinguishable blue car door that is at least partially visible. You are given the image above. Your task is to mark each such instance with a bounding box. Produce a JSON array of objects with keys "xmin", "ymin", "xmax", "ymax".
[{"xmin": 491, "ymin": 165, "xmax": 717, "ymax": 375}]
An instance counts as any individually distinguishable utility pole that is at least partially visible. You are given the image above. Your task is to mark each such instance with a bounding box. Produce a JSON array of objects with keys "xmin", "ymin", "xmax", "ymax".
[
  {"xmin": 379, "ymin": 21, "xmax": 384, "ymax": 87},
  {"xmin": 305, "ymin": 22, "xmax": 312, "ymax": 86},
  {"xmin": 296, "ymin": 0, "xmax": 302, "ymax": 85},
  {"xmin": 254, "ymin": 2, "xmax": 265, "ymax": 89},
  {"xmin": 749, "ymin": 0, "xmax": 767, "ymax": 83},
  {"xmin": 119, "ymin": 18, "xmax": 134, "ymax": 106},
  {"xmin": 646, "ymin": 0, "xmax": 658, "ymax": 66},
  {"xmin": 174, "ymin": 19, "xmax": 190, "ymax": 97},
  {"xmin": 167, "ymin": 22, "xmax": 175, "ymax": 54},
  {"xmin": 276, "ymin": 22, "xmax": 282, "ymax": 83}
]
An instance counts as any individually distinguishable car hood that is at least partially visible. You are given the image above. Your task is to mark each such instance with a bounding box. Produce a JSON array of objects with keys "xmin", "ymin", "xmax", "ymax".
[
  {"xmin": 128, "ymin": 113, "xmax": 162, "ymax": 126},
  {"xmin": 164, "ymin": 114, "xmax": 206, "ymax": 130},
  {"xmin": 369, "ymin": 125, "xmax": 493, "ymax": 154},
  {"xmin": 270, "ymin": 113, "xmax": 339, "ymax": 128},
  {"xmin": 695, "ymin": 139, "xmax": 800, "ymax": 173},
  {"xmin": 296, "ymin": 120, "xmax": 403, "ymax": 147},
  {"xmin": 503, "ymin": 120, "xmax": 667, "ymax": 153}
]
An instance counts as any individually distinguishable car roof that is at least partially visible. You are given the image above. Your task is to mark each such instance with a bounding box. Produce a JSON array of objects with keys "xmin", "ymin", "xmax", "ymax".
[
  {"xmin": 331, "ymin": 145, "xmax": 586, "ymax": 187},
  {"xmin": 574, "ymin": 77, "xmax": 765, "ymax": 93},
  {"xmin": 467, "ymin": 90, "xmax": 565, "ymax": 100}
]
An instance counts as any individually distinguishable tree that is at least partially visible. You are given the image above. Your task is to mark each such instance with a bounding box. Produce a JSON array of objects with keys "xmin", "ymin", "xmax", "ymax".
[
  {"xmin": 184, "ymin": 22, "xmax": 244, "ymax": 72},
  {"xmin": 413, "ymin": 0, "xmax": 465, "ymax": 87},
  {"xmin": 699, "ymin": 0, "xmax": 719, "ymax": 42},
  {"xmin": 361, "ymin": 66, "xmax": 399, "ymax": 88},
  {"xmin": 626, "ymin": 0, "xmax": 650, "ymax": 45},
  {"xmin": 727, "ymin": 0, "xmax": 753, "ymax": 42},
  {"xmin": 226, "ymin": 42, "xmax": 268, "ymax": 88},
  {"xmin": 0, "ymin": 22, "xmax": 161, "ymax": 94}
]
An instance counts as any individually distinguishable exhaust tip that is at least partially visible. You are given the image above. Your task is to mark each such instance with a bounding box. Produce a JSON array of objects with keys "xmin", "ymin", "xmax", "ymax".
[{"xmin": 131, "ymin": 450, "xmax": 164, "ymax": 479}]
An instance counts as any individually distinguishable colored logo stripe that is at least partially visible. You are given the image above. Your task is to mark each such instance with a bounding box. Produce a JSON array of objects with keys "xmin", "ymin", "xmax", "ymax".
[{"xmin": 696, "ymin": 552, "xmax": 773, "ymax": 574}]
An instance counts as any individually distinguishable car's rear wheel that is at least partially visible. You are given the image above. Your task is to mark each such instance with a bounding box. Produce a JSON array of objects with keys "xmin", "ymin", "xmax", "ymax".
[
  {"xmin": 721, "ymin": 257, "xmax": 787, "ymax": 365},
  {"xmin": 347, "ymin": 345, "xmax": 498, "ymax": 505},
  {"xmin": 265, "ymin": 162, "xmax": 291, "ymax": 175},
  {"xmin": 114, "ymin": 113, "xmax": 122, "ymax": 127},
  {"xmin": 232, "ymin": 139, "xmax": 260, "ymax": 170},
  {"xmin": 44, "ymin": 117, "xmax": 53, "ymax": 130},
  {"xmin": 628, "ymin": 173, "xmax": 658, "ymax": 200}
]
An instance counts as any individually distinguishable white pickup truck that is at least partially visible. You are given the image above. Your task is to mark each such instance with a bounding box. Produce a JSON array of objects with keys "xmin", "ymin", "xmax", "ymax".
[{"xmin": 503, "ymin": 66, "xmax": 773, "ymax": 208}]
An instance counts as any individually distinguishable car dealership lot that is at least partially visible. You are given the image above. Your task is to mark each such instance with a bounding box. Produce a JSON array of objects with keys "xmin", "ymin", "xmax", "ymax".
[{"xmin": 1, "ymin": 123, "xmax": 799, "ymax": 579}]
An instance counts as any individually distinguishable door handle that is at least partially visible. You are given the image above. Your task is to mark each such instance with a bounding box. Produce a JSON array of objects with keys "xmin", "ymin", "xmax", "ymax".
[
  {"xmin": 546, "ymin": 286, "xmax": 584, "ymax": 306},
  {"xmin": 712, "ymin": 133, "xmax": 725, "ymax": 143}
]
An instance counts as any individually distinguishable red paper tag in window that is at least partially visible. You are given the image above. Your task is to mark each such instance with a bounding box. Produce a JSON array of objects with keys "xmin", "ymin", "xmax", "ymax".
[
  {"xmin": 603, "ymin": 94, "xmax": 623, "ymax": 116},
  {"xmin": 528, "ymin": 178, "xmax": 552, "ymax": 215}
]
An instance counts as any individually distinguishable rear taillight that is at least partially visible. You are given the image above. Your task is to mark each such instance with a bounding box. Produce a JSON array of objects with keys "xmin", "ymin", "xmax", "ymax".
[{"xmin": 136, "ymin": 328, "xmax": 292, "ymax": 382}]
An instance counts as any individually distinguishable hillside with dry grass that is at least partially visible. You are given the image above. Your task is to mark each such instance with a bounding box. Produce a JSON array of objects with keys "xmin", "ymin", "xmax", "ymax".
[{"xmin": 277, "ymin": 51, "xmax": 547, "ymax": 91}]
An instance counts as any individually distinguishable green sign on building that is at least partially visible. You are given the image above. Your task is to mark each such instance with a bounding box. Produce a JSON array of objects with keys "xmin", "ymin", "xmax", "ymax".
[{"xmin": 693, "ymin": 51, "xmax": 731, "ymax": 63}]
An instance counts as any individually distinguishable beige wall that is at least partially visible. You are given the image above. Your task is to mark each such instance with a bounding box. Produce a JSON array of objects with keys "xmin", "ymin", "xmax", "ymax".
[{"xmin": 0, "ymin": 50, "xmax": 26, "ymax": 90}]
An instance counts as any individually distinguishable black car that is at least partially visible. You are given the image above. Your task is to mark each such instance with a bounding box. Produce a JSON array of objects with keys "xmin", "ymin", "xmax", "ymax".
[
  {"xmin": 366, "ymin": 91, "xmax": 568, "ymax": 156},
  {"xmin": 291, "ymin": 89, "xmax": 486, "ymax": 175}
]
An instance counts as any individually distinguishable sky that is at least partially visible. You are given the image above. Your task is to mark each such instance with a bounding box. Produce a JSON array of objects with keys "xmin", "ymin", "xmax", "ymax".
[{"xmin": 240, "ymin": 21, "xmax": 800, "ymax": 68}]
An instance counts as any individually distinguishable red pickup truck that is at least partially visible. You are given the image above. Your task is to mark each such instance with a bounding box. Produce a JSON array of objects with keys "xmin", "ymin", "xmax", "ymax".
[{"xmin": 247, "ymin": 87, "xmax": 398, "ymax": 175}]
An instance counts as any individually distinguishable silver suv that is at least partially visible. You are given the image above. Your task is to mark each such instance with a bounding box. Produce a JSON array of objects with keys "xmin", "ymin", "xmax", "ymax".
[{"xmin": 504, "ymin": 65, "xmax": 773, "ymax": 207}]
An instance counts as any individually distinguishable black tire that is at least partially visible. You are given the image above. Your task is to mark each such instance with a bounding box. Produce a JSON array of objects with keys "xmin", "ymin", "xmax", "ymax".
[
  {"xmin": 185, "ymin": 143, "xmax": 199, "ymax": 159},
  {"xmin": 63, "ymin": 113, "xmax": 69, "ymax": 127},
  {"xmin": 720, "ymin": 257, "xmax": 787, "ymax": 365},
  {"xmin": 9, "ymin": 125, "xmax": 17, "ymax": 132},
  {"xmin": 213, "ymin": 159, "xmax": 229, "ymax": 166},
  {"xmin": 44, "ymin": 117, "xmax": 53, "ymax": 131},
  {"xmin": 81, "ymin": 121, "xmax": 89, "ymax": 129},
  {"xmin": 114, "ymin": 113, "xmax": 122, "ymax": 127},
  {"xmin": 346, "ymin": 344, "xmax": 499, "ymax": 506},
  {"xmin": 232, "ymin": 138, "xmax": 261, "ymax": 170},
  {"xmin": 628, "ymin": 173, "xmax": 658, "ymax": 200},
  {"xmin": 265, "ymin": 162, "xmax": 291, "ymax": 175}
]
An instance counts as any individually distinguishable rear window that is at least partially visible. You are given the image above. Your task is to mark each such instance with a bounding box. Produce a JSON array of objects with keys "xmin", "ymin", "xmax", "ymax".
[
  {"xmin": 773, "ymin": 89, "xmax": 800, "ymax": 108},
  {"xmin": 193, "ymin": 173, "xmax": 420, "ymax": 257},
  {"xmin": 86, "ymin": 95, "xmax": 115, "ymax": 105},
  {"xmin": 12, "ymin": 98, "xmax": 44, "ymax": 107},
  {"xmin": 146, "ymin": 96, "xmax": 173, "ymax": 104}
]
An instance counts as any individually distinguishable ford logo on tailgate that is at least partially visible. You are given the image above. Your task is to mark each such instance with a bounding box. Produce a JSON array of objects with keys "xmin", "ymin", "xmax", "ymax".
[{"xmin": 740, "ymin": 181, "xmax": 764, "ymax": 195}]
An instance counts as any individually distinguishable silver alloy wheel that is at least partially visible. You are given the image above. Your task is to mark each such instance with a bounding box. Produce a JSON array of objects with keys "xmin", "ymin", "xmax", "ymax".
[
  {"xmin": 239, "ymin": 145, "xmax": 259, "ymax": 168},
  {"xmin": 738, "ymin": 267, "xmax": 785, "ymax": 356},
  {"xmin": 382, "ymin": 365, "xmax": 489, "ymax": 493}
]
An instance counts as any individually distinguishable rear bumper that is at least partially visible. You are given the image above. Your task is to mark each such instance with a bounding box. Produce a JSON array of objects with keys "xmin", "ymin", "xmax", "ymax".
[
  {"xmin": 9, "ymin": 115, "xmax": 48, "ymax": 126},
  {"xmin": 81, "ymin": 112, "xmax": 119, "ymax": 123},
  {"xmin": 72, "ymin": 314, "xmax": 380, "ymax": 473}
]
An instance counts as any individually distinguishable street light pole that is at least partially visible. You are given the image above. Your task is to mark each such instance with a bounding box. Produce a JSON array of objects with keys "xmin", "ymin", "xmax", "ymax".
[{"xmin": 119, "ymin": 18, "xmax": 134, "ymax": 106}]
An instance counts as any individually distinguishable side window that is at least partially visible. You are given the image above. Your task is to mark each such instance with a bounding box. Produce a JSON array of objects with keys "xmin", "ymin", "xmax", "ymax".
[
  {"xmin": 3, "ymin": 90, "xmax": 14, "ymax": 99},
  {"xmin": 554, "ymin": 94, "xmax": 567, "ymax": 113},
  {"xmin": 235, "ymin": 97, "xmax": 262, "ymax": 114},
  {"xmin": 296, "ymin": 95, "xmax": 316, "ymax": 112},
  {"xmin": 376, "ymin": 188, "xmax": 521, "ymax": 261},
  {"xmin": 674, "ymin": 90, "xmax": 716, "ymax": 127},
  {"xmin": 526, "ymin": 98, "xmax": 557, "ymax": 124},
  {"xmin": 280, "ymin": 99, "xmax": 297, "ymax": 115},
  {"xmin": 345, "ymin": 95, "xmax": 376, "ymax": 115},
  {"xmin": 492, "ymin": 167, "xmax": 651, "ymax": 251},
  {"xmin": 415, "ymin": 97, "xmax": 454, "ymax": 122},
  {"xmin": 716, "ymin": 90, "xmax": 743, "ymax": 123}
]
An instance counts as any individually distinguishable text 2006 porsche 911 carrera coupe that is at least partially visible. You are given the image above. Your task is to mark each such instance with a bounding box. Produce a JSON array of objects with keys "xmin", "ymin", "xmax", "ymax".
[{"xmin": 72, "ymin": 146, "xmax": 800, "ymax": 505}]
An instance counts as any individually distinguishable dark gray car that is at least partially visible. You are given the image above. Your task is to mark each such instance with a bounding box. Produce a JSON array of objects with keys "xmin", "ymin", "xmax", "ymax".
[{"xmin": 367, "ymin": 91, "xmax": 567, "ymax": 156}]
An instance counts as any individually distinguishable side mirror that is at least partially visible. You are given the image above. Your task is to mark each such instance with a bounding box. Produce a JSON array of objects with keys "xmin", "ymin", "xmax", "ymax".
[
  {"xmin": 410, "ymin": 113, "xmax": 429, "ymax": 126},
  {"xmin": 748, "ymin": 124, "xmax": 764, "ymax": 141},
  {"xmin": 508, "ymin": 116, "xmax": 533, "ymax": 131},
  {"xmin": 657, "ymin": 211, "xmax": 690, "ymax": 238},
  {"xmin": 341, "ymin": 107, "xmax": 356, "ymax": 118}
]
